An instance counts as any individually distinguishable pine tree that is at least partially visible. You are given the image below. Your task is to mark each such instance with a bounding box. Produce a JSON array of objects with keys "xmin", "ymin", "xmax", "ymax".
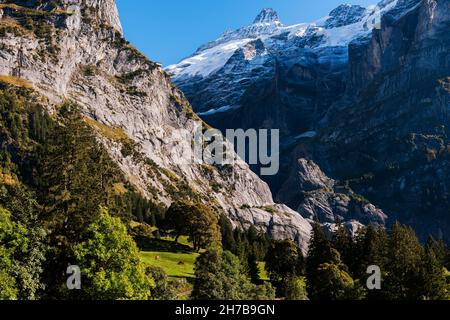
[
  {"xmin": 265, "ymin": 240, "xmax": 304, "ymax": 294},
  {"xmin": 247, "ymin": 251, "xmax": 260, "ymax": 284},
  {"xmin": 39, "ymin": 104, "xmax": 123, "ymax": 241},
  {"xmin": 219, "ymin": 214, "xmax": 236, "ymax": 253},
  {"xmin": 418, "ymin": 238, "xmax": 448, "ymax": 300},
  {"xmin": 424, "ymin": 236, "xmax": 446, "ymax": 265},
  {"xmin": 306, "ymin": 223, "xmax": 335, "ymax": 279},
  {"xmin": 306, "ymin": 222, "xmax": 355, "ymax": 299},
  {"xmin": 332, "ymin": 221, "xmax": 354, "ymax": 273},
  {"xmin": 37, "ymin": 104, "xmax": 126, "ymax": 297},
  {"xmin": 383, "ymin": 222, "xmax": 424, "ymax": 300},
  {"xmin": 352, "ymin": 225, "xmax": 389, "ymax": 278},
  {"xmin": 192, "ymin": 249, "xmax": 224, "ymax": 300}
]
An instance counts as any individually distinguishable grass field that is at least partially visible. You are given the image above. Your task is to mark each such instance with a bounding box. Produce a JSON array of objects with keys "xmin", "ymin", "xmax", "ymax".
[
  {"xmin": 137, "ymin": 231, "xmax": 199, "ymax": 280},
  {"xmin": 141, "ymin": 251, "xmax": 199, "ymax": 279},
  {"xmin": 136, "ymin": 227, "xmax": 268, "ymax": 284},
  {"xmin": 137, "ymin": 233, "xmax": 199, "ymax": 298}
]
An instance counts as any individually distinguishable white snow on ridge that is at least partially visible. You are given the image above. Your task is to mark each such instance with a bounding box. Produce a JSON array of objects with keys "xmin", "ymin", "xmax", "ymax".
[
  {"xmin": 166, "ymin": 39, "xmax": 253, "ymax": 78},
  {"xmin": 317, "ymin": 0, "xmax": 399, "ymax": 47},
  {"xmin": 295, "ymin": 131, "xmax": 318, "ymax": 139},
  {"xmin": 166, "ymin": 1, "xmax": 400, "ymax": 79},
  {"xmin": 197, "ymin": 105, "xmax": 238, "ymax": 116}
]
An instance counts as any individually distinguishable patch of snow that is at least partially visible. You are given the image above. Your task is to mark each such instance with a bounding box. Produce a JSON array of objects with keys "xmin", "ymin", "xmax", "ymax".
[
  {"xmin": 319, "ymin": 0, "xmax": 399, "ymax": 47},
  {"xmin": 197, "ymin": 105, "xmax": 236, "ymax": 116},
  {"xmin": 295, "ymin": 131, "xmax": 318, "ymax": 139}
]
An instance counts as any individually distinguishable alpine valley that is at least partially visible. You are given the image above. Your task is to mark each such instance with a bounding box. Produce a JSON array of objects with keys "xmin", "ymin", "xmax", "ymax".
[{"xmin": 0, "ymin": 0, "xmax": 449, "ymax": 301}]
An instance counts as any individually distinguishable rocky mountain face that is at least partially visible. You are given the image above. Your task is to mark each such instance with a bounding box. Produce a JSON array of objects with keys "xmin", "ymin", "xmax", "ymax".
[
  {"xmin": 167, "ymin": 0, "xmax": 450, "ymax": 241},
  {"xmin": 0, "ymin": 0, "xmax": 312, "ymax": 250},
  {"xmin": 307, "ymin": 0, "xmax": 450, "ymax": 241},
  {"xmin": 324, "ymin": 4, "xmax": 367, "ymax": 28},
  {"xmin": 166, "ymin": 2, "xmax": 400, "ymax": 186},
  {"xmin": 279, "ymin": 158, "xmax": 387, "ymax": 236},
  {"xmin": 167, "ymin": 1, "xmax": 398, "ymax": 233}
]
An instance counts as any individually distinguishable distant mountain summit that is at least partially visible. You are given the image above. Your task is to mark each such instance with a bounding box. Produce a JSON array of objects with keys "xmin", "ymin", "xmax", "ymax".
[
  {"xmin": 167, "ymin": 1, "xmax": 398, "ymax": 82},
  {"xmin": 253, "ymin": 8, "xmax": 282, "ymax": 24}
]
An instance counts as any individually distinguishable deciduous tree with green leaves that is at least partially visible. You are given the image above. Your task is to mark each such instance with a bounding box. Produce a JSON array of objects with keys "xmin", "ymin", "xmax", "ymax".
[
  {"xmin": 73, "ymin": 207, "xmax": 153, "ymax": 300},
  {"xmin": 146, "ymin": 266, "xmax": 176, "ymax": 300},
  {"xmin": 165, "ymin": 200, "xmax": 221, "ymax": 252}
]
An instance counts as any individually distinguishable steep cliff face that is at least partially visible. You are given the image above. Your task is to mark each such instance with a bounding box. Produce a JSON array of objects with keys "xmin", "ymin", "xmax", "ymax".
[
  {"xmin": 0, "ymin": 0, "xmax": 312, "ymax": 250},
  {"xmin": 303, "ymin": 0, "xmax": 450, "ymax": 241},
  {"xmin": 166, "ymin": 0, "xmax": 450, "ymax": 241},
  {"xmin": 1, "ymin": 0, "xmax": 122, "ymax": 33}
]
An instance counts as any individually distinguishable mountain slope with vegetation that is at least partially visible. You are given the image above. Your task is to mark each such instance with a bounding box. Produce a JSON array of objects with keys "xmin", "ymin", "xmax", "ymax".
[
  {"xmin": 0, "ymin": 0, "xmax": 310, "ymax": 299},
  {"xmin": 0, "ymin": 0, "xmax": 312, "ymax": 249}
]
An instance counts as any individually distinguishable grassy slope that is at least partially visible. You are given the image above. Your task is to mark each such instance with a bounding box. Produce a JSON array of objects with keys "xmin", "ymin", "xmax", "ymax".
[
  {"xmin": 139, "ymin": 234, "xmax": 269, "ymax": 279},
  {"xmin": 138, "ymin": 231, "xmax": 268, "ymax": 292},
  {"xmin": 138, "ymin": 234, "xmax": 199, "ymax": 299},
  {"xmin": 139, "ymin": 235, "xmax": 199, "ymax": 279},
  {"xmin": 141, "ymin": 251, "xmax": 199, "ymax": 279}
]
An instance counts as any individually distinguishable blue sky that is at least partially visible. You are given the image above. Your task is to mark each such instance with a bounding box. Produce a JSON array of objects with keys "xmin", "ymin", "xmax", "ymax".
[{"xmin": 116, "ymin": 0, "xmax": 375, "ymax": 66}]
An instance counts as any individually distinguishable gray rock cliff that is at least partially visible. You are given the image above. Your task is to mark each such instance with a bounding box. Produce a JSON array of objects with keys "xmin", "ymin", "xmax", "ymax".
[{"xmin": 0, "ymin": 0, "xmax": 312, "ymax": 250}]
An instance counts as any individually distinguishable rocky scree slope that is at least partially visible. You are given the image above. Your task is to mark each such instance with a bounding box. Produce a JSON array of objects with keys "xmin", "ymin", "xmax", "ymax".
[
  {"xmin": 278, "ymin": 158, "xmax": 387, "ymax": 236},
  {"xmin": 0, "ymin": 0, "xmax": 312, "ymax": 250}
]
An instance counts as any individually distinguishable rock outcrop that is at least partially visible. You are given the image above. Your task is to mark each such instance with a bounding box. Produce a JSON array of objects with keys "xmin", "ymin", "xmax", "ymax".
[
  {"xmin": 279, "ymin": 159, "xmax": 387, "ymax": 235},
  {"xmin": 0, "ymin": 0, "xmax": 312, "ymax": 250},
  {"xmin": 324, "ymin": 4, "xmax": 367, "ymax": 29},
  {"xmin": 253, "ymin": 8, "xmax": 281, "ymax": 25}
]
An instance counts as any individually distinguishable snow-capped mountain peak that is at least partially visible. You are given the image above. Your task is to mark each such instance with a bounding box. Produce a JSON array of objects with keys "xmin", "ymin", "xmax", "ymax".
[
  {"xmin": 166, "ymin": 0, "xmax": 400, "ymax": 79},
  {"xmin": 253, "ymin": 8, "xmax": 282, "ymax": 25}
]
